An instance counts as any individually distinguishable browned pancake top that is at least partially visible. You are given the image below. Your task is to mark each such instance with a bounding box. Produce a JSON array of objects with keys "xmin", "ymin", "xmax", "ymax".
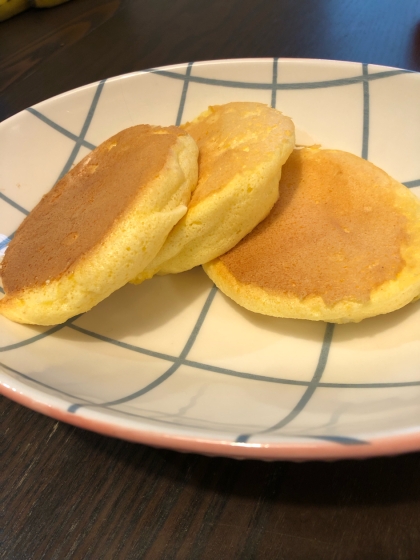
[
  {"xmin": 219, "ymin": 148, "xmax": 408, "ymax": 305},
  {"xmin": 1, "ymin": 125, "xmax": 183, "ymax": 295},
  {"xmin": 183, "ymin": 102, "xmax": 294, "ymax": 208}
]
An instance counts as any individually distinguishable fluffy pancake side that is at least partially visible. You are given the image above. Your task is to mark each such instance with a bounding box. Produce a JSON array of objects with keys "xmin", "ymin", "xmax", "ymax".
[
  {"xmin": 131, "ymin": 102, "xmax": 295, "ymax": 283},
  {"xmin": 0, "ymin": 125, "xmax": 198, "ymax": 325},
  {"xmin": 204, "ymin": 148, "xmax": 420, "ymax": 323}
]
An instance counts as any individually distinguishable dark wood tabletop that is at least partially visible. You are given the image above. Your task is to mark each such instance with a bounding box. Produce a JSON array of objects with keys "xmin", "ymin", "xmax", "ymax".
[{"xmin": 2, "ymin": 1, "xmax": 420, "ymax": 558}]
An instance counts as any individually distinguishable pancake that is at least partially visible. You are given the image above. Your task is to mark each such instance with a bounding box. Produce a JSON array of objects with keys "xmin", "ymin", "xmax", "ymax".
[
  {"xmin": 131, "ymin": 102, "xmax": 295, "ymax": 283},
  {"xmin": 204, "ymin": 147, "xmax": 420, "ymax": 323},
  {"xmin": 0, "ymin": 124, "xmax": 198, "ymax": 325}
]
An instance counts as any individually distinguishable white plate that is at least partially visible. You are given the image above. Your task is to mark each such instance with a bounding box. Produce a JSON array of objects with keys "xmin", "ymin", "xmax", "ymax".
[{"xmin": 1, "ymin": 59, "xmax": 420, "ymax": 461}]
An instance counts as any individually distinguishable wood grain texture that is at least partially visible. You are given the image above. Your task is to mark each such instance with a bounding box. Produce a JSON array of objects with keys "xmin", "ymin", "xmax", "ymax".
[
  {"xmin": 2, "ymin": 0, "xmax": 420, "ymax": 558},
  {"xmin": 0, "ymin": 0, "xmax": 121, "ymax": 95},
  {"xmin": 1, "ymin": 0, "xmax": 420, "ymax": 120},
  {"xmin": 2, "ymin": 396, "xmax": 420, "ymax": 560}
]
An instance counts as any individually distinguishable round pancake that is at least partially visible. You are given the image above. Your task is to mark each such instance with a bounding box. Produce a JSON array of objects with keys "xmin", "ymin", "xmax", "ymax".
[
  {"xmin": 0, "ymin": 124, "xmax": 198, "ymax": 325},
  {"xmin": 204, "ymin": 147, "xmax": 420, "ymax": 323},
  {"xmin": 131, "ymin": 102, "xmax": 295, "ymax": 283}
]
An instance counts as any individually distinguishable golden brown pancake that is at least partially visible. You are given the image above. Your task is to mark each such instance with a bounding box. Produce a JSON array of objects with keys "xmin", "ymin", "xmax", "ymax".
[
  {"xmin": 131, "ymin": 102, "xmax": 295, "ymax": 283},
  {"xmin": 204, "ymin": 147, "xmax": 420, "ymax": 323},
  {"xmin": 0, "ymin": 124, "xmax": 198, "ymax": 325}
]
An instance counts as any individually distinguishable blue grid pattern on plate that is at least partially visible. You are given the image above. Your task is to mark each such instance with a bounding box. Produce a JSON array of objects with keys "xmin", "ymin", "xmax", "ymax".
[{"xmin": 1, "ymin": 60, "xmax": 420, "ymax": 447}]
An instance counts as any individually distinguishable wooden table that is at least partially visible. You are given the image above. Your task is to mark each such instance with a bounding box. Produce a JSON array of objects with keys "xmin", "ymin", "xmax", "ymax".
[{"xmin": 2, "ymin": 1, "xmax": 420, "ymax": 558}]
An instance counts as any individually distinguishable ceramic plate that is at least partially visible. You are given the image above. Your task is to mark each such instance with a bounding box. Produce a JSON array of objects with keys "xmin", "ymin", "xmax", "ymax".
[{"xmin": 1, "ymin": 59, "xmax": 420, "ymax": 461}]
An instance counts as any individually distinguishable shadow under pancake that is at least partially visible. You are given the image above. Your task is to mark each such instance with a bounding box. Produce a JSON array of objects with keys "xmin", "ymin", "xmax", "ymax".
[
  {"xmin": 217, "ymin": 291, "xmax": 326, "ymax": 342},
  {"xmin": 215, "ymin": 289, "xmax": 420, "ymax": 345},
  {"xmin": 5, "ymin": 270, "xmax": 419, "ymax": 349},
  {"xmin": 60, "ymin": 267, "xmax": 212, "ymax": 341},
  {"xmin": 334, "ymin": 298, "xmax": 420, "ymax": 345}
]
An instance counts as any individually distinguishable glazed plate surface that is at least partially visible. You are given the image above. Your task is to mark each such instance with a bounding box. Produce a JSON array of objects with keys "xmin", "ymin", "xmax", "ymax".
[{"xmin": 1, "ymin": 58, "xmax": 420, "ymax": 460}]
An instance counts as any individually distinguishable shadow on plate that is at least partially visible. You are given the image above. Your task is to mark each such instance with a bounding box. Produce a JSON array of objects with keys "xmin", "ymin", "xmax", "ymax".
[
  {"xmin": 59, "ymin": 267, "xmax": 213, "ymax": 340},
  {"xmin": 334, "ymin": 298, "xmax": 420, "ymax": 344},
  {"xmin": 219, "ymin": 291, "xmax": 420, "ymax": 344},
  {"xmin": 10, "ymin": 267, "xmax": 420, "ymax": 347}
]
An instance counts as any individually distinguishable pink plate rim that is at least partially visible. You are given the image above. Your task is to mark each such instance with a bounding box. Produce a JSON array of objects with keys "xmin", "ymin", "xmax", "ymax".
[{"xmin": 3, "ymin": 383, "xmax": 420, "ymax": 461}]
